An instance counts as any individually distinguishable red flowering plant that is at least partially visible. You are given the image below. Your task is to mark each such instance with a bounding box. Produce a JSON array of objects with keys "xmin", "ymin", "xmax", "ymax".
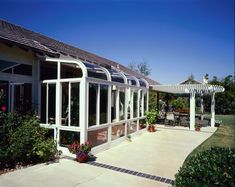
[{"xmin": 68, "ymin": 141, "xmax": 92, "ymax": 162}]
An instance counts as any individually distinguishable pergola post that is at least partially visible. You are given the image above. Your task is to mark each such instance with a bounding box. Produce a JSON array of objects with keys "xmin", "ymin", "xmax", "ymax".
[
  {"xmin": 211, "ymin": 92, "xmax": 215, "ymax": 127},
  {"xmin": 190, "ymin": 92, "xmax": 195, "ymax": 130}
]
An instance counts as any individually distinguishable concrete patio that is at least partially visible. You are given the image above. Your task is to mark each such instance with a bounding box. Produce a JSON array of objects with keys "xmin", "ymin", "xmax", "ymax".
[{"xmin": 0, "ymin": 127, "xmax": 216, "ymax": 187}]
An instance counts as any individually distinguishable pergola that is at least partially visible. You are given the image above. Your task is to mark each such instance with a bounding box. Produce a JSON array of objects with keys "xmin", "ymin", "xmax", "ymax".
[{"xmin": 151, "ymin": 84, "xmax": 225, "ymax": 130}]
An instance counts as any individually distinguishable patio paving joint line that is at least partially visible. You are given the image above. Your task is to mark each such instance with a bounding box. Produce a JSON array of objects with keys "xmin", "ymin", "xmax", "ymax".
[{"xmin": 86, "ymin": 161, "xmax": 174, "ymax": 185}]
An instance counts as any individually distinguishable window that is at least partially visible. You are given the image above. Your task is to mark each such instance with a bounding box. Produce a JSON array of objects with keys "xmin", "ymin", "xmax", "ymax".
[
  {"xmin": 14, "ymin": 64, "xmax": 32, "ymax": 76},
  {"xmin": 41, "ymin": 83, "xmax": 56, "ymax": 124},
  {"xmin": 112, "ymin": 123, "xmax": 125, "ymax": 141},
  {"xmin": 70, "ymin": 83, "xmax": 80, "ymax": 126},
  {"xmin": 144, "ymin": 92, "xmax": 147, "ymax": 113},
  {"xmin": 60, "ymin": 130, "xmax": 80, "ymax": 147},
  {"xmin": 133, "ymin": 91, "xmax": 138, "ymax": 118},
  {"xmin": 61, "ymin": 82, "xmax": 81, "ymax": 126},
  {"xmin": 61, "ymin": 83, "xmax": 69, "ymax": 126},
  {"xmin": 100, "ymin": 85, "xmax": 108, "ymax": 124},
  {"xmin": 119, "ymin": 89, "xmax": 125, "ymax": 120},
  {"xmin": 88, "ymin": 127, "xmax": 108, "ymax": 147},
  {"xmin": 127, "ymin": 121, "xmax": 137, "ymax": 134},
  {"xmin": 89, "ymin": 83, "xmax": 98, "ymax": 126},
  {"xmin": 40, "ymin": 61, "xmax": 57, "ymax": 80},
  {"xmin": 84, "ymin": 62, "xmax": 107, "ymax": 80},
  {"xmin": 0, "ymin": 60, "xmax": 32, "ymax": 76},
  {"xmin": 111, "ymin": 88, "xmax": 117, "ymax": 122},
  {"xmin": 61, "ymin": 63, "xmax": 82, "ymax": 79},
  {"xmin": 12, "ymin": 83, "xmax": 32, "ymax": 115}
]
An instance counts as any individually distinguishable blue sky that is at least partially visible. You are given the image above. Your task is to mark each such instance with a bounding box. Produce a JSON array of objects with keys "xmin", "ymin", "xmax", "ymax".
[{"xmin": 1, "ymin": 0, "xmax": 234, "ymax": 84}]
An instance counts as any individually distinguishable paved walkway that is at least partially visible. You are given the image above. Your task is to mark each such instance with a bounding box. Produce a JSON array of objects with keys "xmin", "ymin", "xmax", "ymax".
[{"xmin": 0, "ymin": 127, "xmax": 216, "ymax": 187}]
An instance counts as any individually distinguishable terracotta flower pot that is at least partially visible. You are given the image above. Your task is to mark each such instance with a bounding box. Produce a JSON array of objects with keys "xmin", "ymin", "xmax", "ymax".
[
  {"xmin": 195, "ymin": 127, "xmax": 201, "ymax": 131},
  {"xmin": 76, "ymin": 152, "xmax": 89, "ymax": 163},
  {"xmin": 151, "ymin": 126, "xmax": 156, "ymax": 132},
  {"xmin": 148, "ymin": 125, "xmax": 156, "ymax": 132}
]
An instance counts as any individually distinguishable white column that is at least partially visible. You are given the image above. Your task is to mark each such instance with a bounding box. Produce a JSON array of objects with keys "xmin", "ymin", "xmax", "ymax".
[
  {"xmin": 107, "ymin": 85, "xmax": 112, "ymax": 143},
  {"xmin": 124, "ymin": 87, "xmax": 128, "ymax": 136},
  {"xmin": 96, "ymin": 84, "xmax": 100, "ymax": 126},
  {"xmin": 211, "ymin": 92, "xmax": 215, "ymax": 127},
  {"xmin": 116, "ymin": 88, "xmax": 120, "ymax": 121},
  {"xmin": 130, "ymin": 89, "xmax": 134, "ymax": 119},
  {"xmin": 137, "ymin": 89, "xmax": 140, "ymax": 131},
  {"xmin": 190, "ymin": 92, "xmax": 195, "ymax": 130},
  {"xmin": 200, "ymin": 94, "xmax": 204, "ymax": 120},
  {"xmin": 80, "ymin": 79, "xmax": 88, "ymax": 143},
  {"xmin": 55, "ymin": 62, "xmax": 61, "ymax": 147},
  {"xmin": 68, "ymin": 82, "xmax": 71, "ymax": 126}
]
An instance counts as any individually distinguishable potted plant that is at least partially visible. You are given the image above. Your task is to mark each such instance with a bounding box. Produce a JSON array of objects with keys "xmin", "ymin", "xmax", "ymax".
[
  {"xmin": 68, "ymin": 141, "xmax": 92, "ymax": 163},
  {"xmin": 145, "ymin": 110, "xmax": 158, "ymax": 132},
  {"xmin": 127, "ymin": 134, "xmax": 132, "ymax": 142},
  {"xmin": 195, "ymin": 123, "xmax": 201, "ymax": 131}
]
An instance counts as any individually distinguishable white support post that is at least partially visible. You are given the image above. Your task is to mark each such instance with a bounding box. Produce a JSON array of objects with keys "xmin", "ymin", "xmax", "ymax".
[
  {"xmin": 46, "ymin": 83, "xmax": 49, "ymax": 124},
  {"xmin": 131, "ymin": 89, "xmax": 134, "ymax": 119},
  {"xmin": 80, "ymin": 79, "xmax": 88, "ymax": 143},
  {"xmin": 141, "ymin": 91, "xmax": 144, "ymax": 117},
  {"xmin": 190, "ymin": 92, "xmax": 195, "ymax": 130},
  {"xmin": 124, "ymin": 87, "xmax": 128, "ymax": 136},
  {"xmin": 116, "ymin": 88, "xmax": 120, "ymax": 121},
  {"xmin": 68, "ymin": 82, "xmax": 71, "ymax": 126},
  {"xmin": 200, "ymin": 94, "xmax": 204, "ymax": 120},
  {"xmin": 107, "ymin": 85, "xmax": 112, "ymax": 143},
  {"xmin": 137, "ymin": 89, "xmax": 140, "ymax": 131},
  {"xmin": 211, "ymin": 92, "xmax": 215, "ymax": 127},
  {"xmin": 96, "ymin": 84, "xmax": 100, "ymax": 126},
  {"xmin": 55, "ymin": 62, "xmax": 61, "ymax": 147}
]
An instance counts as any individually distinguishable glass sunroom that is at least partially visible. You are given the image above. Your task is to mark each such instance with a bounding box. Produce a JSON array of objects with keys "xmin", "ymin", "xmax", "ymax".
[{"xmin": 40, "ymin": 57, "xmax": 149, "ymax": 154}]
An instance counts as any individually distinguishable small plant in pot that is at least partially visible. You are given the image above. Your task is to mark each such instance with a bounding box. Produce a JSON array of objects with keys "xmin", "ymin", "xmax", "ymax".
[
  {"xmin": 195, "ymin": 123, "xmax": 201, "ymax": 131},
  {"xmin": 145, "ymin": 110, "xmax": 158, "ymax": 132},
  {"xmin": 127, "ymin": 134, "xmax": 132, "ymax": 142},
  {"xmin": 68, "ymin": 141, "xmax": 92, "ymax": 163}
]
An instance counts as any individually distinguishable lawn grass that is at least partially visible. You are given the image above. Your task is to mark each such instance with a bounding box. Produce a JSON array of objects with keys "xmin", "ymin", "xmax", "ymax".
[{"xmin": 183, "ymin": 114, "xmax": 235, "ymax": 165}]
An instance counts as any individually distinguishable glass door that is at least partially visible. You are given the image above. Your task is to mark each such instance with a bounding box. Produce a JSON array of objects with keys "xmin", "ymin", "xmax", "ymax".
[{"xmin": 9, "ymin": 82, "xmax": 32, "ymax": 115}]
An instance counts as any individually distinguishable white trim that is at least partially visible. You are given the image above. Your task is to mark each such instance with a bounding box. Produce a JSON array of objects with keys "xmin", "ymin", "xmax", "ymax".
[{"xmin": 151, "ymin": 84, "xmax": 224, "ymax": 94}]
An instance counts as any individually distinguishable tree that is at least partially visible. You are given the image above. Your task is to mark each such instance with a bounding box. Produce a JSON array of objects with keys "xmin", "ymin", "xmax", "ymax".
[
  {"xmin": 128, "ymin": 60, "xmax": 151, "ymax": 76},
  {"xmin": 203, "ymin": 75, "xmax": 235, "ymax": 114}
]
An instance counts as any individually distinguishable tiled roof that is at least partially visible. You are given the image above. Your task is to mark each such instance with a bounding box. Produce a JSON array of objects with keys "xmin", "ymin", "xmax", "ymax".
[
  {"xmin": 179, "ymin": 78, "xmax": 202, "ymax": 85},
  {"xmin": 0, "ymin": 19, "xmax": 159, "ymax": 85}
]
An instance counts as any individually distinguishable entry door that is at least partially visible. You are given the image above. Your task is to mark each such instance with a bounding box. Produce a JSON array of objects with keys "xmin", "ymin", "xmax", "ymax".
[{"xmin": 9, "ymin": 83, "xmax": 32, "ymax": 114}]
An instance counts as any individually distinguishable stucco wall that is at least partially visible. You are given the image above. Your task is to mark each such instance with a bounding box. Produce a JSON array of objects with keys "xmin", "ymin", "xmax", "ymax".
[{"xmin": 0, "ymin": 42, "xmax": 36, "ymax": 65}]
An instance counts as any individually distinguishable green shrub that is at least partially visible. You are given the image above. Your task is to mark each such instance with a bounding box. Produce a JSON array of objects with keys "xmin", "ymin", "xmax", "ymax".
[
  {"xmin": 171, "ymin": 98, "xmax": 187, "ymax": 111},
  {"xmin": 0, "ymin": 111, "xmax": 23, "ymax": 167},
  {"xmin": 0, "ymin": 114, "xmax": 56, "ymax": 168},
  {"xmin": 8, "ymin": 115, "xmax": 56, "ymax": 164},
  {"xmin": 33, "ymin": 139, "xmax": 57, "ymax": 162},
  {"xmin": 145, "ymin": 110, "xmax": 159, "ymax": 125},
  {"xmin": 174, "ymin": 147, "xmax": 235, "ymax": 187}
]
